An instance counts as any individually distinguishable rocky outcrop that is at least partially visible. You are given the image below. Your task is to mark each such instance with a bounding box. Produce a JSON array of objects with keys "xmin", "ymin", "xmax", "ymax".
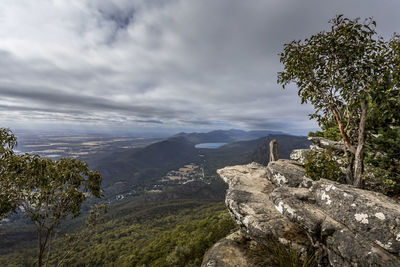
[
  {"xmin": 201, "ymin": 230, "xmax": 255, "ymax": 267},
  {"xmin": 217, "ymin": 163, "xmax": 309, "ymax": 249},
  {"xmin": 271, "ymin": 178, "xmax": 400, "ymax": 266},
  {"xmin": 213, "ymin": 150, "xmax": 400, "ymax": 266},
  {"xmin": 266, "ymin": 159, "xmax": 312, "ymax": 188},
  {"xmin": 308, "ymin": 136, "xmax": 346, "ymax": 152},
  {"xmin": 290, "ymin": 149, "xmax": 310, "ymax": 165}
]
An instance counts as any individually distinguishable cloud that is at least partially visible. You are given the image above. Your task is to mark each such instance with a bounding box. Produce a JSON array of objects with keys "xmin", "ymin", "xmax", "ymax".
[
  {"xmin": 0, "ymin": 85, "xmax": 187, "ymax": 118},
  {"xmin": 134, "ymin": 119, "xmax": 163, "ymax": 124},
  {"xmin": 0, "ymin": 0, "xmax": 399, "ymax": 134}
]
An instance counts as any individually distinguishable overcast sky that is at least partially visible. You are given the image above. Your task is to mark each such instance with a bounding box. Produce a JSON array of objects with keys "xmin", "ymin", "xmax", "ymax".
[{"xmin": 1, "ymin": 0, "xmax": 399, "ymax": 135}]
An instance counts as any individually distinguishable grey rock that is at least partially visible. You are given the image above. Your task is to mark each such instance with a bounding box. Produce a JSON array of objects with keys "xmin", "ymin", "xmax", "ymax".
[
  {"xmin": 270, "ymin": 178, "xmax": 400, "ymax": 266},
  {"xmin": 201, "ymin": 230, "xmax": 255, "ymax": 267},
  {"xmin": 290, "ymin": 149, "xmax": 311, "ymax": 165},
  {"xmin": 266, "ymin": 159, "xmax": 311, "ymax": 188},
  {"xmin": 212, "ymin": 150, "xmax": 400, "ymax": 267},
  {"xmin": 217, "ymin": 163, "xmax": 309, "ymax": 248},
  {"xmin": 308, "ymin": 137, "xmax": 346, "ymax": 152}
]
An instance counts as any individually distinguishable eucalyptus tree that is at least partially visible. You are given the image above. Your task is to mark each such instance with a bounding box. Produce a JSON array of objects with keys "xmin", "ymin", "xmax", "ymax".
[
  {"xmin": 278, "ymin": 15, "xmax": 400, "ymax": 187},
  {"xmin": 0, "ymin": 128, "xmax": 18, "ymax": 218},
  {"xmin": 0, "ymin": 128, "xmax": 103, "ymax": 266}
]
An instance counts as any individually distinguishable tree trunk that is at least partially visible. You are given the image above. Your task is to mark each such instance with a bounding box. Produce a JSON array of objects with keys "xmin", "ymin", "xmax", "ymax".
[
  {"xmin": 45, "ymin": 231, "xmax": 53, "ymax": 267},
  {"xmin": 346, "ymin": 155, "xmax": 354, "ymax": 184},
  {"xmin": 38, "ymin": 244, "xmax": 44, "ymax": 267},
  {"xmin": 38, "ymin": 229, "xmax": 43, "ymax": 267},
  {"xmin": 353, "ymin": 98, "xmax": 368, "ymax": 187},
  {"xmin": 37, "ymin": 227, "xmax": 48, "ymax": 267},
  {"xmin": 331, "ymin": 104, "xmax": 356, "ymax": 154}
]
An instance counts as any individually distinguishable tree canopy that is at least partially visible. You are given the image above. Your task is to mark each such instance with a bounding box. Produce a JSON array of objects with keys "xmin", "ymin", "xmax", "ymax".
[
  {"xmin": 0, "ymin": 128, "xmax": 18, "ymax": 218},
  {"xmin": 0, "ymin": 128, "xmax": 103, "ymax": 266},
  {"xmin": 278, "ymin": 15, "xmax": 400, "ymax": 188}
]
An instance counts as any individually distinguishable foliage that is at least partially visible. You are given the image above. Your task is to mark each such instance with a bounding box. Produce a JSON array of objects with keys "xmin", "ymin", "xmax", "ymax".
[
  {"xmin": 53, "ymin": 204, "xmax": 109, "ymax": 267},
  {"xmin": 363, "ymin": 163, "xmax": 400, "ymax": 196},
  {"xmin": 304, "ymin": 149, "xmax": 347, "ymax": 183},
  {"xmin": 278, "ymin": 15, "xmax": 400, "ymax": 187},
  {"xmin": 306, "ymin": 85, "xmax": 400, "ymax": 195},
  {"xmin": 0, "ymin": 128, "xmax": 17, "ymax": 156},
  {"xmin": 0, "ymin": 128, "xmax": 19, "ymax": 218},
  {"xmin": 308, "ymin": 118, "xmax": 341, "ymax": 142},
  {"xmin": 0, "ymin": 128, "xmax": 103, "ymax": 266},
  {"xmin": 247, "ymin": 237, "xmax": 317, "ymax": 267},
  {"xmin": 363, "ymin": 83, "xmax": 400, "ymax": 195},
  {"xmin": 269, "ymin": 243, "xmax": 316, "ymax": 267},
  {"xmin": 364, "ymin": 127, "xmax": 400, "ymax": 195},
  {"xmin": 0, "ymin": 200, "xmax": 235, "ymax": 267}
]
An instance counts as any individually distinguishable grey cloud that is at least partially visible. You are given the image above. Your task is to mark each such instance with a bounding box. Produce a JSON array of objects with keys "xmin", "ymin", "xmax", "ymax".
[
  {"xmin": 134, "ymin": 119, "xmax": 163, "ymax": 124},
  {"xmin": 240, "ymin": 120, "xmax": 289, "ymax": 131},
  {"xmin": 0, "ymin": 0, "xmax": 399, "ymax": 134},
  {"xmin": 93, "ymin": 1, "xmax": 136, "ymax": 44},
  {"xmin": 223, "ymin": 115, "xmax": 290, "ymax": 130},
  {"xmin": 97, "ymin": 5, "xmax": 134, "ymax": 30},
  {"xmin": 178, "ymin": 119, "xmax": 215, "ymax": 126},
  {"xmin": 0, "ymin": 104, "xmax": 86, "ymax": 115},
  {"xmin": 0, "ymin": 85, "xmax": 188, "ymax": 119}
]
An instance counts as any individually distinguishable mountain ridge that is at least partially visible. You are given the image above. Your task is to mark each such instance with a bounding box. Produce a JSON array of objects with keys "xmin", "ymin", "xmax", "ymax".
[{"xmin": 174, "ymin": 129, "xmax": 286, "ymax": 144}]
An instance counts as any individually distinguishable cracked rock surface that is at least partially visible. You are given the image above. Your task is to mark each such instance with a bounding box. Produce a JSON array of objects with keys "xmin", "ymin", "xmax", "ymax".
[
  {"xmin": 217, "ymin": 162, "xmax": 309, "ymax": 248},
  {"xmin": 271, "ymin": 178, "xmax": 400, "ymax": 266},
  {"xmin": 266, "ymin": 159, "xmax": 311, "ymax": 188},
  {"xmin": 217, "ymin": 159, "xmax": 400, "ymax": 266}
]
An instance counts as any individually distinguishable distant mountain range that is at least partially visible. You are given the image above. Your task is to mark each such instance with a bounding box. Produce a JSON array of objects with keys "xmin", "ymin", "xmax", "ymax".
[
  {"xmin": 86, "ymin": 129, "xmax": 309, "ymax": 199},
  {"xmin": 174, "ymin": 129, "xmax": 285, "ymax": 144}
]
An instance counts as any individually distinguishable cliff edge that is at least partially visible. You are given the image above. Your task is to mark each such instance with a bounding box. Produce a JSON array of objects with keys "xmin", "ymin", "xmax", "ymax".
[{"xmin": 202, "ymin": 145, "xmax": 400, "ymax": 266}]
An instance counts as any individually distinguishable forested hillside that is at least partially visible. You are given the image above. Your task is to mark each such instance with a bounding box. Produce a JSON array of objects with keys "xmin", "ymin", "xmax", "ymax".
[
  {"xmin": 85, "ymin": 131, "xmax": 310, "ymax": 198},
  {"xmin": 0, "ymin": 200, "xmax": 235, "ymax": 266}
]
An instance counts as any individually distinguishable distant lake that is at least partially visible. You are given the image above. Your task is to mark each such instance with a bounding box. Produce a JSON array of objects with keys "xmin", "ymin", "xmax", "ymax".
[{"xmin": 195, "ymin": 143, "xmax": 227, "ymax": 149}]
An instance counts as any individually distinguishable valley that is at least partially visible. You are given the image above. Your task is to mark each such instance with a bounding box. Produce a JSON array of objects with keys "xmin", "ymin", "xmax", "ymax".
[
  {"xmin": 0, "ymin": 129, "xmax": 311, "ymax": 266},
  {"xmin": 4, "ymin": 129, "xmax": 311, "ymax": 203}
]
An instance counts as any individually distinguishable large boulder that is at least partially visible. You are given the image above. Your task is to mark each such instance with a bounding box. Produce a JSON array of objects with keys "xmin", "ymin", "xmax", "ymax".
[
  {"xmin": 201, "ymin": 230, "xmax": 255, "ymax": 267},
  {"xmin": 217, "ymin": 163, "xmax": 309, "ymax": 248},
  {"xmin": 290, "ymin": 149, "xmax": 310, "ymax": 165},
  {"xmin": 266, "ymin": 159, "xmax": 313, "ymax": 188},
  {"xmin": 270, "ymin": 178, "xmax": 400, "ymax": 266}
]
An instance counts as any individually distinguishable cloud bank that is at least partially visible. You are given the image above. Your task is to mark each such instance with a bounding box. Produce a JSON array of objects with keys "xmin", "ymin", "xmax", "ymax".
[{"xmin": 0, "ymin": 0, "xmax": 399, "ymax": 134}]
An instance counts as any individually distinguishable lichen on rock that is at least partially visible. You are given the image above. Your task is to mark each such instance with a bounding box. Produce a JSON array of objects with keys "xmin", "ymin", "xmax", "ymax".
[{"xmin": 210, "ymin": 149, "xmax": 400, "ymax": 266}]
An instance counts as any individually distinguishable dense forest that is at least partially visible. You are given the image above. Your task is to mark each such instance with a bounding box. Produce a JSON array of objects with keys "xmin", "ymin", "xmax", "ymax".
[{"xmin": 0, "ymin": 200, "xmax": 235, "ymax": 266}]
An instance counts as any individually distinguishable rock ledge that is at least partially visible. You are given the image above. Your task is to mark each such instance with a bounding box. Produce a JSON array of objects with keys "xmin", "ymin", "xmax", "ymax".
[{"xmin": 210, "ymin": 156, "xmax": 400, "ymax": 266}]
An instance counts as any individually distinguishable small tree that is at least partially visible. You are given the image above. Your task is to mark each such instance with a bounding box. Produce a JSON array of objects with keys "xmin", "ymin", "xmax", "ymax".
[
  {"xmin": 0, "ymin": 129, "xmax": 103, "ymax": 266},
  {"xmin": 278, "ymin": 15, "xmax": 399, "ymax": 187},
  {"xmin": 0, "ymin": 128, "xmax": 18, "ymax": 218}
]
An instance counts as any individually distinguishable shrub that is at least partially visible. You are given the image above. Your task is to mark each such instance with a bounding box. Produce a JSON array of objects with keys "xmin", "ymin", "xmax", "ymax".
[{"xmin": 304, "ymin": 149, "xmax": 347, "ymax": 183}]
